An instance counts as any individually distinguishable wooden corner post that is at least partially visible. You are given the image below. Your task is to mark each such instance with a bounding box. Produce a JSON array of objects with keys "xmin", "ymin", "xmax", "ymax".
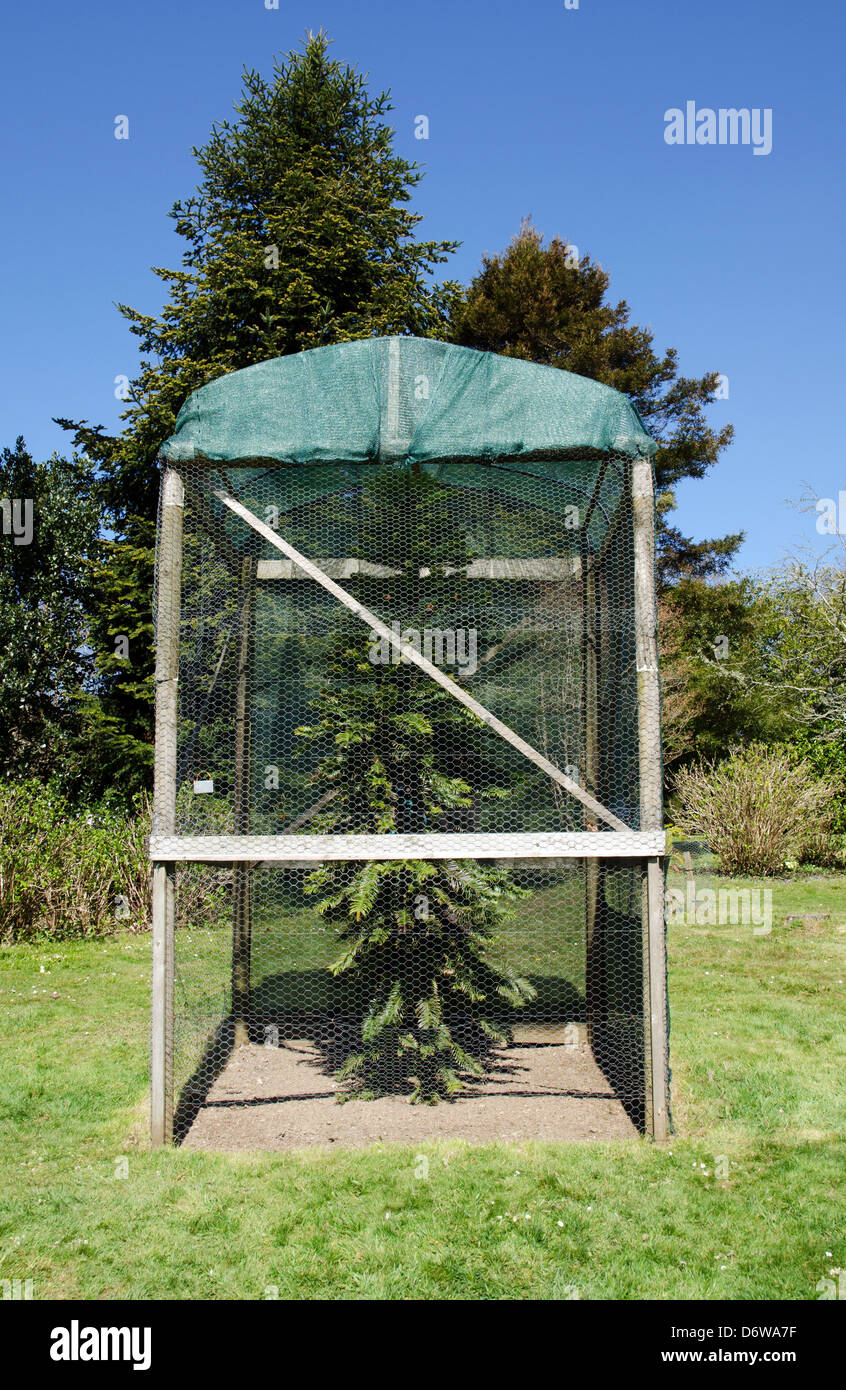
[
  {"xmin": 151, "ymin": 467, "xmax": 183, "ymax": 1146},
  {"xmin": 231, "ymin": 555, "xmax": 255, "ymax": 1047},
  {"xmin": 581, "ymin": 531, "xmax": 604, "ymax": 1048},
  {"xmin": 632, "ymin": 457, "xmax": 669, "ymax": 1142}
]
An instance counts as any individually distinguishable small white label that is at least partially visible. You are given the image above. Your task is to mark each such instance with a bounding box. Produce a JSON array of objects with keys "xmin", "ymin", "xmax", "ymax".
[{"xmin": 193, "ymin": 779, "xmax": 214, "ymax": 794}]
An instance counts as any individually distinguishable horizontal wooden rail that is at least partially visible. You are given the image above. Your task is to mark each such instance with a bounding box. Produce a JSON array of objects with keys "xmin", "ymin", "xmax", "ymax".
[
  {"xmin": 148, "ymin": 830, "xmax": 665, "ymax": 862},
  {"xmin": 256, "ymin": 556, "xmax": 581, "ymax": 581}
]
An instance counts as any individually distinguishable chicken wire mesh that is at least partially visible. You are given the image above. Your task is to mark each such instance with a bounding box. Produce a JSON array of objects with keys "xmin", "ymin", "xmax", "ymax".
[
  {"xmin": 159, "ymin": 455, "xmax": 640, "ymax": 840},
  {"xmin": 169, "ymin": 858, "xmax": 652, "ymax": 1144},
  {"xmin": 152, "ymin": 451, "xmax": 665, "ymax": 1141}
]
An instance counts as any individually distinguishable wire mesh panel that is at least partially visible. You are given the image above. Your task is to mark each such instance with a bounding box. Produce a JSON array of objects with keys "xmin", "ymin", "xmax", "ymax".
[
  {"xmin": 156, "ymin": 455, "xmax": 640, "ymax": 839},
  {"xmin": 169, "ymin": 858, "xmax": 651, "ymax": 1147},
  {"xmin": 151, "ymin": 449, "xmax": 665, "ymax": 1143}
]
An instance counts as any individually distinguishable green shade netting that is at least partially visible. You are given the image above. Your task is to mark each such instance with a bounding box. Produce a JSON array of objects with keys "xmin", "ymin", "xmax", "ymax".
[{"xmin": 159, "ymin": 336, "xmax": 657, "ymax": 469}]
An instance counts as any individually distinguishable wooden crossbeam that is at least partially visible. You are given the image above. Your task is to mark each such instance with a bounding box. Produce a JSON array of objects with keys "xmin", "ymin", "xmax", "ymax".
[
  {"xmin": 149, "ymin": 830, "xmax": 665, "ymax": 862},
  {"xmin": 256, "ymin": 557, "xmax": 581, "ymax": 581}
]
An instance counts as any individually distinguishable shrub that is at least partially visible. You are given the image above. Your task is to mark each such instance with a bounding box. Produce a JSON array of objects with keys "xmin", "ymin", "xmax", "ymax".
[
  {"xmin": 672, "ymin": 744, "xmax": 837, "ymax": 877},
  {"xmin": 0, "ymin": 781, "xmax": 151, "ymax": 940},
  {"xmin": 797, "ymin": 823, "xmax": 846, "ymax": 869}
]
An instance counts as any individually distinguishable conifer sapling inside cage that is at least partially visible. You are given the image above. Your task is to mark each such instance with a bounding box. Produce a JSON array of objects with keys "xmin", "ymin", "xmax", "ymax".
[{"xmin": 150, "ymin": 337, "xmax": 668, "ymax": 1145}]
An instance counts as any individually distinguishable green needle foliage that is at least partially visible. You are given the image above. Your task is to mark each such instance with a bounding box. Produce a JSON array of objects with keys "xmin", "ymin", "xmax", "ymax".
[
  {"xmin": 448, "ymin": 221, "xmax": 739, "ymax": 586},
  {"xmin": 295, "ymin": 472, "xmax": 534, "ymax": 1102},
  {"xmin": 0, "ymin": 439, "xmax": 100, "ymax": 789}
]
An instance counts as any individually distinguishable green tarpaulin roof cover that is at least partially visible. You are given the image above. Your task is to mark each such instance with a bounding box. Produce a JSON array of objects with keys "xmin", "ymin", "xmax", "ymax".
[{"xmin": 159, "ymin": 336, "xmax": 657, "ymax": 468}]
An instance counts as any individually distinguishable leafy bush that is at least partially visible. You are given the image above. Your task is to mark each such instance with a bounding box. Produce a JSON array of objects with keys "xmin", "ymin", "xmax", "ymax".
[
  {"xmin": 797, "ymin": 823, "xmax": 846, "ymax": 870},
  {"xmin": 0, "ymin": 780, "xmax": 151, "ymax": 940},
  {"xmin": 672, "ymin": 744, "xmax": 837, "ymax": 877}
]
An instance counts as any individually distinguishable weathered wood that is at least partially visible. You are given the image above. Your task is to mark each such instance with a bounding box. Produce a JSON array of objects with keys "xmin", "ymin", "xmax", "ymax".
[
  {"xmin": 256, "ymin": 557, "xmax": 581, "ymax": 581},
  {"xmin": 215, "ymin": 488, "xmax": 629, "ymax": 833},
  {"xmin": 258, "ymin": 558, "xmax": 395, "ymax": 580},
  {"xmin": 646, "ymin": 856, "xmax": 669, "ymax": 1140},
  {"xmin": 632, "ymin": 457, "xmax": 669, "ymax": 1141},
  {"xmin": 633, "ymin": 461, "xmax": 663, "ymax": 833},
  {"xmin": 582, "ymin": 532, "xmax": 604, "ymax": 1049},
  {"xmin": 153, "ymin": 469, "xmax": 183, "ymax": 836},
  {"xmin": 151, "ymin": 467, "xmax": 183, "ymax": 1146},
  {"xmin": 148, "ymin": 830, "xmax": 666, "ymax": 862},
  {"xmin": 150, "ymin": 863, "xmax": 175, "ymax": 1145},
  {"xmin": 231, "ymin": 555, "xmax": 254, "ymax": 1047}
]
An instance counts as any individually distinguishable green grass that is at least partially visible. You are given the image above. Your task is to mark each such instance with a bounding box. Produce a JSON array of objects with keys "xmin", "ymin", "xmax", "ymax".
[{"xmin": 0, "ymin": 872, "xmax": 844, "ymax": 1299}]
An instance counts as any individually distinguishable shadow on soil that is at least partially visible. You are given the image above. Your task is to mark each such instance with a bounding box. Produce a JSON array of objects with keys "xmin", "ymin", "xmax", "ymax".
[{"xmin": 173, "ymin": 966, "xmax": 646, "ymax": 1141}]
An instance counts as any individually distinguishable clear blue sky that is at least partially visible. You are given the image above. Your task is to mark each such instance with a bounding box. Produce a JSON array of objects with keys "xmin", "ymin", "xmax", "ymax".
[{"xmin": 1, "ymin": 0, "xmax": 843, "ymax": 571}]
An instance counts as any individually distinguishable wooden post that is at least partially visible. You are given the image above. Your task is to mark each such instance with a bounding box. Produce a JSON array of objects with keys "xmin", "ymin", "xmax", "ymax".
[
  {"xmin": 231, "ymin": 555, "xmax": 255, "ymax": 1046},
  {"xmin": 632, "ymin": 457, "xmax": 669, "ymax": 1141},
  {"xmin": 151, "ymin": 467, "xmax": 183, "ymax": 1146},
  {"xmin": 581, "ymin": 532, "xmax": 603, "ymax": 1047}
]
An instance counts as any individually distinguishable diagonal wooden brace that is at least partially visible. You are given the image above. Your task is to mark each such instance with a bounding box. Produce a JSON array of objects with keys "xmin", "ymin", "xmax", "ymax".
[{"xmin": 214, "ymin": 488, "xmax": 631, "ymax": 833}]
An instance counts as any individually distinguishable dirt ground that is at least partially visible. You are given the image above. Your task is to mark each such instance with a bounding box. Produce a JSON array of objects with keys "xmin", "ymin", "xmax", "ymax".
[{"xmin": 181, "ymin": 1029, "xmax": 638, "ymax": 1150}]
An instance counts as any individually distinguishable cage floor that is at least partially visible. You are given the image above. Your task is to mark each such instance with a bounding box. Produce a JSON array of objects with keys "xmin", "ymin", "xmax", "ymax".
[{"xmin": 180, "ymin": 1034, "xmax": 638, "ymax": 1150}]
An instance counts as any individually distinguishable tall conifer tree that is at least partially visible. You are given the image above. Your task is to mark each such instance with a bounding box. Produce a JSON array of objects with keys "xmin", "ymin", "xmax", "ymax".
[
  {"xmin": 295, "ymin": 471, "xmax": 534, "ymax": 1102},
  {"xmin": 449, "ymin": 223, "xmax": 739, "ymax": 584},
  {"xmin": 57, "ymin": 34, "xmax": 461, "ymax": 794}
]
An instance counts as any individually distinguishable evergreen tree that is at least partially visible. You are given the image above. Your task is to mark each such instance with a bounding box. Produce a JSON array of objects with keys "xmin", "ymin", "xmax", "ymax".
[
  {"xmin": 57, "ymin": 33, "xmax": 461, "ymax": 795},
  {"xmin": 295, "ymin": 472, "xmax": 534, "ymax": 1102},
  {"xmin": 0, "ymin": 439, "xmax": 100, "ymax": 789},
  {"xmin": 449, "ymin": 222, "xmax": 739, "ymax": 585}
]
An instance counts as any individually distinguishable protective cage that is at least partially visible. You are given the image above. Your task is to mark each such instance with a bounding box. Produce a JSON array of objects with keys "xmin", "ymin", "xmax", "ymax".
[{"xmin": 150, "ymin": 337, "xmax": 668, "ymax": 1146}]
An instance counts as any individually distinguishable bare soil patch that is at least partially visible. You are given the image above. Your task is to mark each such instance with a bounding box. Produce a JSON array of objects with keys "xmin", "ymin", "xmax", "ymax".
[{"xmin": 182, "ymin": 1032, "xmax": 638, "ymax": 1150}]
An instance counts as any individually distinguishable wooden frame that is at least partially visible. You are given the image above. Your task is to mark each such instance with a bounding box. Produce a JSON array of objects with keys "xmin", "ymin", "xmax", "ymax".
[
  {"xmin": 581, "ymin": 520, "xmax": 604, "ymax": 1050},
  {"xmin": 256, "ymin": 556, "xmax": 581, "ymax": 581},
  {"xmin": 231, "ymin": 556, "xmax": 255, "ymax": 1047},
  {"xmin": 632, "ymin": 456, "xmax": 669, "ymax": 1141},
  {"xmin": 150, "ymin": 469, "xmax": 183, "ymax": 1146},
  {"xmin": 150, "ymin": 452, "xmax": 669, "ymax": 1144}
]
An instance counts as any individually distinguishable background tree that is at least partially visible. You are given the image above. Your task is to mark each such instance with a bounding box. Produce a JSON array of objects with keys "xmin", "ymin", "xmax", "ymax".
[
  {"xmin": 0, "ymin": 438, "xmax": 99, "ymax": 791},
  {"xmin": 449, "ymin": 222, "xmax": 739, "ymax": 585},
  {"xmin": 697, "ymin": 550, "xmax": 846, "ymax": 830},
  {"xmin": 57, "ymin": 33, "xmax": 461, "ymax": 797},
  {"xmin": 659, "ymin": 575, "xmax": 789, "ymax": 772}
]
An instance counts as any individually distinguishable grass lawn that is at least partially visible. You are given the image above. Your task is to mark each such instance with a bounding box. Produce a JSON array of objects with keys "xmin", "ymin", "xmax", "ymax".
[{"xmin": 0, "ymin": 869, "xmax": 844, "ymax": 1300}]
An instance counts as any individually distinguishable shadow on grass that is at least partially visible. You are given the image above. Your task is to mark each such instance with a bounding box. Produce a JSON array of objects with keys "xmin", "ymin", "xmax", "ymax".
[{"xmin": 172, "ymin": 1015, "xmax": 235, "ymax": 1143}]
